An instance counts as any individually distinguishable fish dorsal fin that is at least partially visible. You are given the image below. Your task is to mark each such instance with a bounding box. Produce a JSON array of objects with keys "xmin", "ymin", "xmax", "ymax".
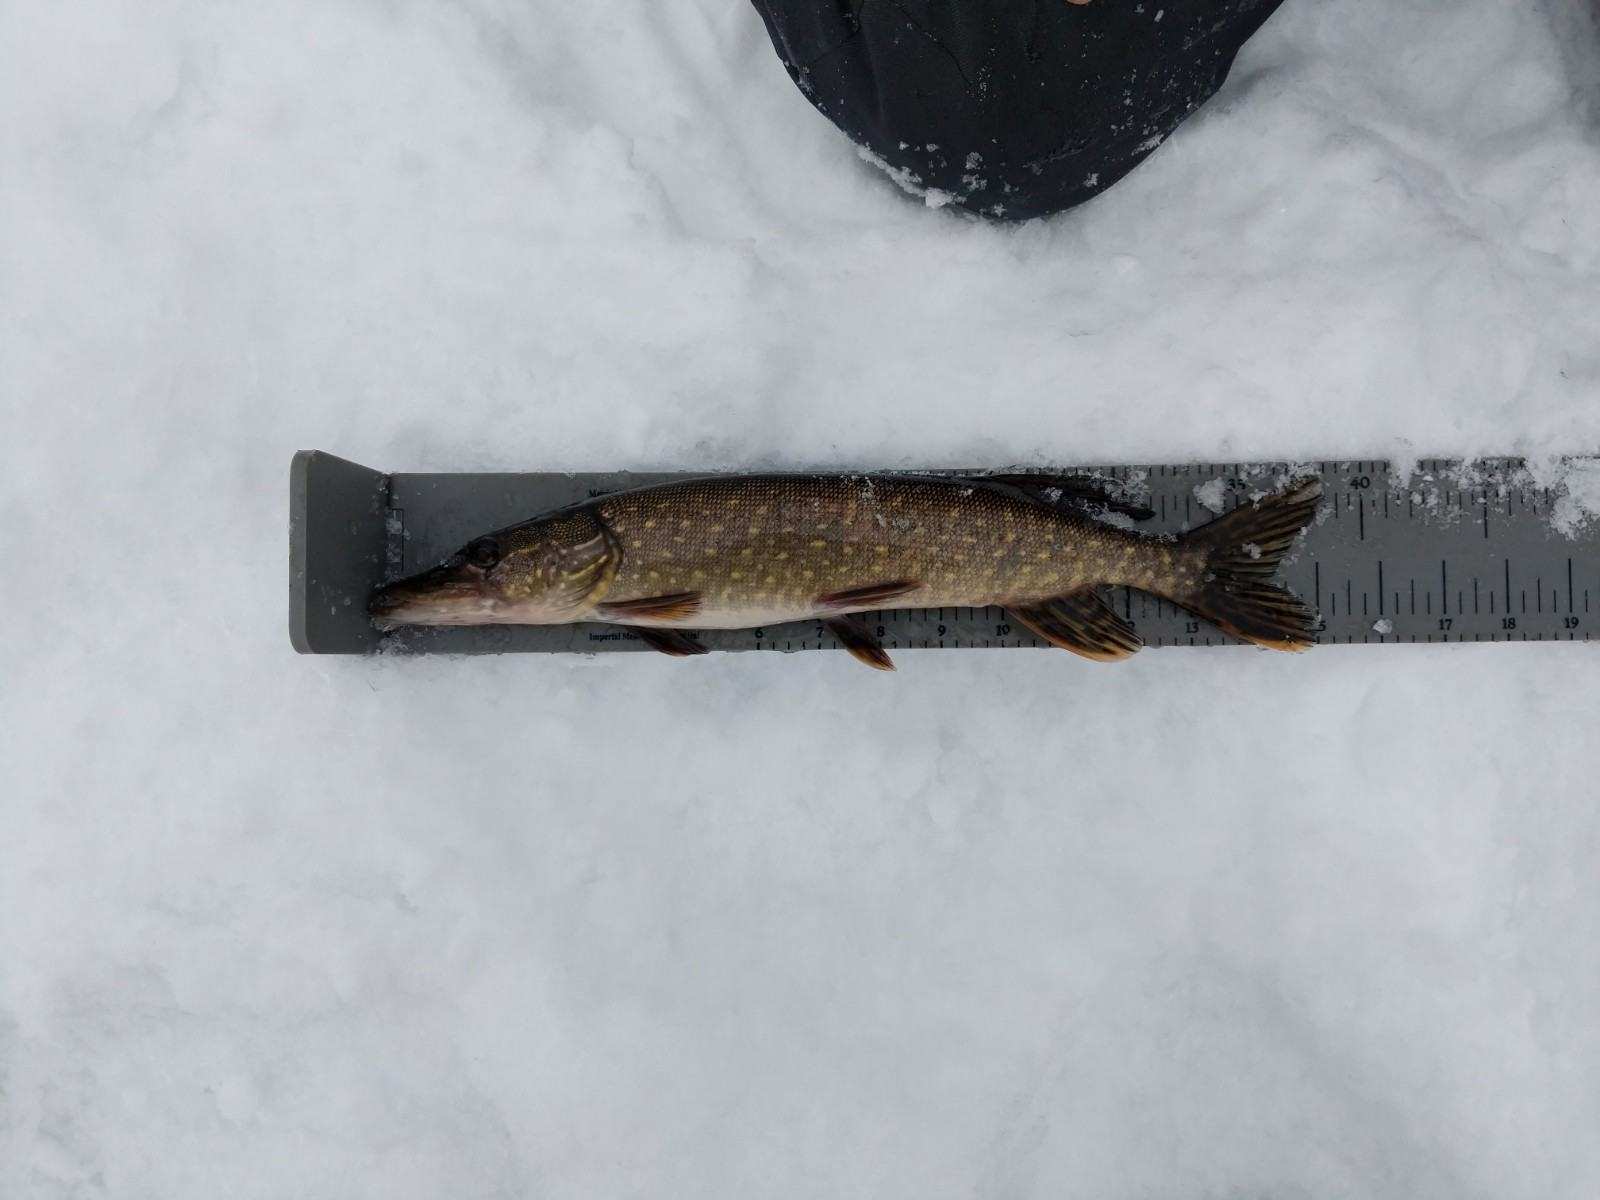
[
  {"xmin": 971, "ymin": 473, "xmax": 1154, "ymax": 522},
  {"xmin": 824, "ymin": 616, "xmax": 895, "ymax": 671},
  {"xmin": 815, "ymin": 580, "xmax": 921, "ymax": 611},
  {"xmin": 629, "ymin": 626, "xmax": 709, "ymax": 657},
  {"xmin": 1009, "ymin": 589, "xmax": 1143, "ymax": 662},
  {"xmin": 597, "ymin": 591, "xmax": 703, "ymax": 622}
]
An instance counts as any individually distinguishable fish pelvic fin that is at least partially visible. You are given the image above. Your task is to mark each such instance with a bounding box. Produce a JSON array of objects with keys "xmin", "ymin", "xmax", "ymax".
[
  {"xmin": 630, "ymin": 626, "xmax": 709, "ymax": 657},
  {"xmin": 815, "ymin": 580, "xmax": 921, "ymax": 611},
  {"xmin": 1010, "ymin": 590, "xmax": 1143, "ymax": 662},
  {"xmin": 1180, "ymin": 477, "xmax": 1323, "ymax": 651},
  {"xmin": 825, "ymin": 616, "xmax": 895, "ymax": 671},
  {"xmin": 597, "ymin": 591, "xmax": 703, "ymax": 622}
]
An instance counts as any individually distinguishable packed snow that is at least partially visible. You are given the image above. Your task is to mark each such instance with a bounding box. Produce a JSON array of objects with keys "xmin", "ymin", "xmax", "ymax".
[
  {"xmin": 1194, "ymin": 477, "xmax": 1232, "ymax": 514},
  {"xmin": 6, "ymin": 1, "xmax": 1600, "ymax": 1197}
]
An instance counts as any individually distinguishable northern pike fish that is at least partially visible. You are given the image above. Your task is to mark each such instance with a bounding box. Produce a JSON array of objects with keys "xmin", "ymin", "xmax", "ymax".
[{"xmin": 369, "ymin": 473, "xmax": 1323, "ymax": 668}]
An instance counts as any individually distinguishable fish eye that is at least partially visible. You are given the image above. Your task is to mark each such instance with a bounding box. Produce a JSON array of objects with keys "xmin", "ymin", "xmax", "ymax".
[{"xmin": 465, "ymin": 538, "xmax": 500, "ymax": 569}]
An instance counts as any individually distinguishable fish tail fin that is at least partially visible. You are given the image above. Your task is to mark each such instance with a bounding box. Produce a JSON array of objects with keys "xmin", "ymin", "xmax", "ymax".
[{"xmin": 1180, "ymin": 478, "xmax": 1323, "ymax": 651}]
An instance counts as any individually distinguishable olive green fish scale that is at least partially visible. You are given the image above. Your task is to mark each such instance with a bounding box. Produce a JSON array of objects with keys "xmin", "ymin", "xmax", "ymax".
[{"xmin": 593, "ymin": 476, "xmax": 1194, "ymax": 627}]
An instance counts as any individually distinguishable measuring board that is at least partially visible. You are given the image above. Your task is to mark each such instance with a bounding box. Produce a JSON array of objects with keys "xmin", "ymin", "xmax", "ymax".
[{"xmin": 290, "ymin": 451, "xmax": 1598, "ymax": 657}]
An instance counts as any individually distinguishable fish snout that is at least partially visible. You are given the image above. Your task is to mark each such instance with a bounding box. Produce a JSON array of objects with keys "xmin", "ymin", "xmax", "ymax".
[
  {"xmin": 367, "ymin": 583, "xmax": 408, "ymax": 620},
  {"xmin": 367, "ymin": 557, "xmax": 480, "ymax": 627}
]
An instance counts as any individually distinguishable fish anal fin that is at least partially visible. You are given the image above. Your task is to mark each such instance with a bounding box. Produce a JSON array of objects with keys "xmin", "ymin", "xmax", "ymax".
[
  {"xmin": 630, "ymin": 626, "xmax": 709, "ymax": 657},
  {"xmin": 815, "ymin": 580, "xmax": 921, "ymax": 611},
  {"xmin": 1009, "ymin": 589, "xmax": 1143, "ymax": 663},
  {"xmin": 825, "ymin": 616, "xmax": 895, "ymax": 671},
  {"xmin": 597, "ymin": 591, "xmax": 702, "ymax": 622}
]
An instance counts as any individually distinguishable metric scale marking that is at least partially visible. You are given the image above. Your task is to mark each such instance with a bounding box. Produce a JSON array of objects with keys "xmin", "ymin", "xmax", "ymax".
[{"xmin": 289, "ymin": 452, "xmax": 1599, "ymax": 656}]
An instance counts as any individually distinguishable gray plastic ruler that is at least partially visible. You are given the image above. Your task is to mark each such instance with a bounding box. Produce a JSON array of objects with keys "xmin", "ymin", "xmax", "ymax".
[{"xmin": 291, "ymin": 451, "xmax": 1599, "ymax": 656}]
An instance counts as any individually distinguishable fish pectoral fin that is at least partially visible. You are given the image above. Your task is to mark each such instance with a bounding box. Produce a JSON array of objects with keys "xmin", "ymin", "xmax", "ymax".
[
  {"xmin": 597, "ymin": 591, "xmax": 703, "ymax": 622},
  {"xmin": 974, "ymin": 473, "xmax": 1155, "ymax": 522},
  {"xmin": 1009, "ymin": 589, "xmax": 1143, "ymax": 662},
  {"xmin": 815, "ymin": 580, "xmax": 921, "ymax": 611},
  {"xmin": 825, "ymin": 616, "xmax": 895, "ymax": 671},
  {"xmin": 629, "ymin": 626, "xmax": 709, "ymax": 657}
]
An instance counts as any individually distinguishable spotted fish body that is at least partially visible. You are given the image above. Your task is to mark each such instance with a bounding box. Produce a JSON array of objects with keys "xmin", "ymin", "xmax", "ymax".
[
  {"xmin": 593, "ymin": 476, "xmax": 1191, "ymax": 627},
  {"xmin": 369, "ymin": 473, "xmax": 1323, "ymax": 668}
]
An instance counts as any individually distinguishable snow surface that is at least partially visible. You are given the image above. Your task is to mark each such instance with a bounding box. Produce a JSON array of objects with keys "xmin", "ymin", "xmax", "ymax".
[{"xmin": 6, "ymin": 1, "xmax": 1600, "ymax": 1196}]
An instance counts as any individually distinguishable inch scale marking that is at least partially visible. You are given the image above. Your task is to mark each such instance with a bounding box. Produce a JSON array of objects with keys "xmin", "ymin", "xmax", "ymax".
[{"xmin": 290, "ymin": 453, "xmax": 1598, "ymax": 656}]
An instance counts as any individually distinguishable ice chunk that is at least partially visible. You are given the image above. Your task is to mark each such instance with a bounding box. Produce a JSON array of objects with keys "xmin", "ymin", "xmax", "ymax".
[{"xmin": 1194, "ymin": 478, "xmax": 1230, "ymax": 514}]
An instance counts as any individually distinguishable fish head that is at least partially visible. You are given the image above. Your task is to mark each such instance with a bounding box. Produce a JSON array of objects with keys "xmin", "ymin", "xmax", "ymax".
[{"xmin": 368, "ymin": 509, "xmax": 618, "ymax": 627}]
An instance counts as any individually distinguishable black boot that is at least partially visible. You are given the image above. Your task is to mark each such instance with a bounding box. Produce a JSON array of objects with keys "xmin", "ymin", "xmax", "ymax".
[{"xmin": 749, "ymin": 0, "xmax": 1286, "ymax": 220}]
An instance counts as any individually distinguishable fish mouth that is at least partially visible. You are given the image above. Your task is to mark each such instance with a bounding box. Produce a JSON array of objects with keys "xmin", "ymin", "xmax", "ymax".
[{"xmin": 369, "ymin": 558, "xmax": 491, "ymax": 628}]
